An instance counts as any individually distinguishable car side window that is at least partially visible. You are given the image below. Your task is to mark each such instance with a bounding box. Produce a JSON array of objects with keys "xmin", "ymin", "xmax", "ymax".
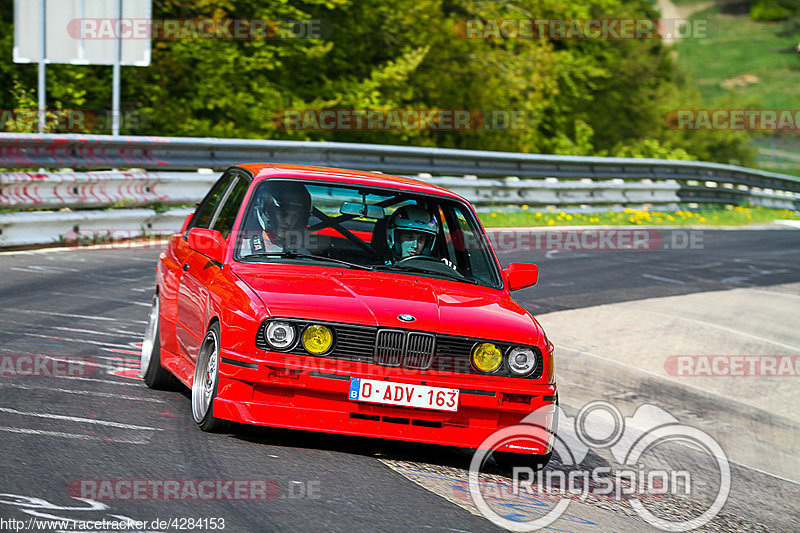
[
  {"xmin": 447, "ymin": 203, "xmax": 500, "ymax": 287},
  {"xmin": 211, "ymin": 176, "xmax": 249, "ymax": 239},
  {"xmin": 185, "ymin": 173, "xmax": 235, "ymax": 237}
]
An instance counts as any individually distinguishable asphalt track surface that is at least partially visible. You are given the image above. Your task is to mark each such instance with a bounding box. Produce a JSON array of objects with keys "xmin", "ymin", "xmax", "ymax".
[{"xmin": 1, "ymin": 228, "xmax": 799, "ymax": 532}]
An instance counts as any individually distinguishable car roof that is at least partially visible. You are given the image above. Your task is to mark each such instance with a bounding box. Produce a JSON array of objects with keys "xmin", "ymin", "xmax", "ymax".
[{"xmin": 235, "ymin": 163, "xmax": 463, "ymax": 200}]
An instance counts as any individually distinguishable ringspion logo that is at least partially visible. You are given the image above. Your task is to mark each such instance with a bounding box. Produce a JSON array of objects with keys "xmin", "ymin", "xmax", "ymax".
[{"xmin": 469, "ymin": 401, "xmax": 730, "ymax": 531}]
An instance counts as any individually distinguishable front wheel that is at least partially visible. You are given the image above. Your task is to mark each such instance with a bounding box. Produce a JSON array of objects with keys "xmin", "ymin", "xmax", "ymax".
[{"xmin": 191, "ymin": 323, "xmax": 226, "ymax": 432}]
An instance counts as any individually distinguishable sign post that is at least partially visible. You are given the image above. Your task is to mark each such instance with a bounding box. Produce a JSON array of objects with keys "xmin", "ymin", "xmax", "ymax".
[
  {"xmin": 37, "ymin": 0, "xmax": 45, "ymax": 133},
  {"xmin": 14, "ymin": 0, "xmax": 152, "ymax": 135},
  {"xmin": 113, "ymin": 0, "xmax": 122, "ymax": 136}
]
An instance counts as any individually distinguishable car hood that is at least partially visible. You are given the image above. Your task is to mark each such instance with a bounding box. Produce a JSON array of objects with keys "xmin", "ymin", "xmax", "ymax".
[{"xmin": 232, "ymin": 264, "xmax": 542, "ymax": 345}]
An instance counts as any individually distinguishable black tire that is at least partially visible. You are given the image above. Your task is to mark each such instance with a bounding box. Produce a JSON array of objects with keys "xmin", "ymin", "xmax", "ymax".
[
  {"xmin": 141, "ymin": 294, "xmax": 180, "ymax": 390},
  {"xmin": 191, "ymin": 322, "xmax": 227, "ymax": 432}
]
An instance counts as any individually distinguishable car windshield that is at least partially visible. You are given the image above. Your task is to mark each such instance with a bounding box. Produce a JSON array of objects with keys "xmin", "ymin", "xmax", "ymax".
[{"xmin": 234, "ymin": 179, "xmax": 503, "ymax": 289}]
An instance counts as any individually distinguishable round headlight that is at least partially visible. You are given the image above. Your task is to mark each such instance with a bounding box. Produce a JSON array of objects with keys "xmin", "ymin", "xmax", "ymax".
[
  {"xmin": 265, "ymin": 321, "xmax": 296, "ymax": 350},
  {"xmin": 472, "ymin": 343, "xmax": 502, "ymax": 373},
  {"xmin": 302, "ymin": 325, "xmax": 333, "ymax": 354},
  {"xmin": 507, "ymin": 347, "xmax": 538, "ymax": 376}
]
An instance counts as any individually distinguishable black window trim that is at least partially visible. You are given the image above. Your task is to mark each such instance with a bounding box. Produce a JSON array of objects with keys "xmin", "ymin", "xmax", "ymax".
[
  {"xmin": 232, "ymin": 176, "xmax": 505, "ymax": 290},
  {"xmin": 184, "ymin": 167, "xmax": 253, "ymax": 241}
]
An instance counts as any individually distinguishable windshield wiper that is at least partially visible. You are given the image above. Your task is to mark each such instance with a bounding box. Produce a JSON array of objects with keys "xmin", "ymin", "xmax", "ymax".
[
  {"xmin": 377, "ymin": 263, "xmax": 478, "ymax": 284},
  {"xmin": 242, "ymin": 251, "xmax": 374, "ymax": 271}
]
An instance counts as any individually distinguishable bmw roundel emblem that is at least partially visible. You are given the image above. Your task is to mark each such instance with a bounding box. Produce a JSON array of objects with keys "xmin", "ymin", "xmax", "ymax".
[{"xmin": 397, "ymin": 314, "xmax": 416, "ymax": 322}]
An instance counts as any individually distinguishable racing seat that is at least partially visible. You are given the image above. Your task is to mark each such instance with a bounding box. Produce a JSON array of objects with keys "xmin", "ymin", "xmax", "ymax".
[{"xmin": 371, "ymin": 217, "xmax": 391, "ymax": 263}]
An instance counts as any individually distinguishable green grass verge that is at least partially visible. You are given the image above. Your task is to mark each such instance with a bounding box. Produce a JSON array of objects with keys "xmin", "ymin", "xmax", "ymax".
[
  {"xmin": 676, "ymin": 10, "xmax": 800, "ymax": 110},
  {"xmin": 479, "ymin": 205, "xmax": 800, "ymax": 227}
]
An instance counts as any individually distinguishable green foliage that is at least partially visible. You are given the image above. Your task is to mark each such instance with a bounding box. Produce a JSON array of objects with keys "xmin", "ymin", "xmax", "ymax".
[
  {"xmin": 611, "ymin": 139, "xmax": 695, "ymax": 160},
  {"xmin": 0, "ymin": 0, "xmax": 760, "ymax": 166},
  {"xmin": 677, "ymin": 6, "xmax": 800, "ymax": 110},
  {"xmin": 750, "ymin": 0, "xmax": 798, "ymax": 21},
  {"xmin": 149, "ymin": 202, "xmax": 170, "ymax": 215},
  {"xmin": 481, "ymin": 205, "xmax": 800, "ymax": 227}
]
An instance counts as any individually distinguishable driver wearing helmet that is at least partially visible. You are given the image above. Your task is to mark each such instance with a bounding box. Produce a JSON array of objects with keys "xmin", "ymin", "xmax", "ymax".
[
  {"xmin": 386, "ymin": 205, "xmax": 439, "ymax": 261},
  {"xmin": 243, "ymin": 181, "xmax": 312, "ymax": 255}
]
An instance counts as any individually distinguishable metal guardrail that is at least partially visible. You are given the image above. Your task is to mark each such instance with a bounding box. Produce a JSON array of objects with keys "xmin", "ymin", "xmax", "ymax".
[
  {"xmin": 2, "ymin": 132, "xmax": 799, "ymax": 189},
  {"xmin": 1, "ymin": 133, "xmax": 798, "ymax": 247},
  {"xmin": 0, "ymin": 171, "xmax": 686, "ymax": 210},
  {"xmin": 0, "ymin": 208, "xmax": 193, "ymax": 248},
  {"xmin": 0, "ymin": 171, "xmax": 217, "ymax": 209}
]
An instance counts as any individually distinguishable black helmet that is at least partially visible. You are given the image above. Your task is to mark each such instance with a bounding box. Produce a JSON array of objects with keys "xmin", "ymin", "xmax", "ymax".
[{"xmin": 254, "ymin": 181, "xmax": 312, "ymax": 236}]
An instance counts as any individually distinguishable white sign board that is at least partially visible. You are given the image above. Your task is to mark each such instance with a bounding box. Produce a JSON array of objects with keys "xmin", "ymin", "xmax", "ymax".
[{"xmin": 13, "ymin": 0, "xmax": 151, "ymax": 66}]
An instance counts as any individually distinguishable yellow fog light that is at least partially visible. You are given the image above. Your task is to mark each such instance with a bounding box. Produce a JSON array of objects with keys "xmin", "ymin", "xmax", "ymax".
[
  {"xmin": 472, "ymin": 342, "xmax": 502, "ymax": 373},
  {"xmin": 302, "ymin": 325, "xmax": 333, "ymax": 355}
]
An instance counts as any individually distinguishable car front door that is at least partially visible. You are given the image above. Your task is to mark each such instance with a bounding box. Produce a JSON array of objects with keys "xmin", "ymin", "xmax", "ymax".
[{"xmin": 175, "ymin": 171, "xmax": 249, "ymax": 362}]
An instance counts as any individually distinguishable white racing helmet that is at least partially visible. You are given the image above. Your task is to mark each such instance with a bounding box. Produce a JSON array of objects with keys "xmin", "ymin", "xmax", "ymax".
[{"xmin": 386, "ymin": 205, "xmax": 438, "ymax": 259}]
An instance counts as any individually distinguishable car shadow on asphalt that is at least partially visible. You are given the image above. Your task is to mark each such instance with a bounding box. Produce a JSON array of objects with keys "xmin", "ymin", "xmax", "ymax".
[{"xmin": 223, "ymin": 418, "xmax": 611, "ymax": 481}]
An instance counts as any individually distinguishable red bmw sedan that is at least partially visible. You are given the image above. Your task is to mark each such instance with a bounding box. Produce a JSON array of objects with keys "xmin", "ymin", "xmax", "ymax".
[{"xmin": 141, "ymin": 164, "xmax": 557, "ymax": 466}]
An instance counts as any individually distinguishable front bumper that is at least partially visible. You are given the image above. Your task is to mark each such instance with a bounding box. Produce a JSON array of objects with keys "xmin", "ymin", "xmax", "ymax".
[{"xmin": 213, "ymin": 349, "xmax": 557, "ymax": 454}]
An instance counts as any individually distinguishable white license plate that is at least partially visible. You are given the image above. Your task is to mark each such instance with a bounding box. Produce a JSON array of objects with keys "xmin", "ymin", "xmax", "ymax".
[{"xmin": 349, "ymin": 378, "xmax": 459, "ymax": 412}]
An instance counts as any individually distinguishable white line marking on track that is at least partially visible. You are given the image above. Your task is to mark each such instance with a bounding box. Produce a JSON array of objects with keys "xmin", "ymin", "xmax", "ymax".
[
  {"xmin": 0, "ymin": 240, "xmax": 167, "ymax": 256},
  {"xmin": 0, "ymin": 426, "xmax": 153, "ymax": 444},
  {"xmin": 46, "ymin": 291, "xmax": 151, "ymax": 309},
  {"xmin": 637, "ymin": 309, "xmax": 800, "ymax": 352},
  {"xmin": 641, "ymin": 273, "xmax": 685, "ymax": 285},
  {"xmin": 725, "ymin": 460, "xmax": 800, "ymax": 486},
  {"xmin": 775, "ymin": 220, "xmax": 800, "ymax": 229},
  {"xmin": 22, "ymin": 333, "xmax": 144, "ymax": 351},
  {"xmin": 9, "ymin": 266, "xmax": 81, "ymax": 273},
  {"xmin": 0, "ymin": 383, "xmax": 164, "ymax": 403},
  {"xmin": 0, "ymin": 407, "xmax": 163, "ymax": 431},
  {"xmin": 4, "ymin": 309, "xmax": 120, "ymax": 322},
  {"xmin": 51, "ymin": 326, "xmax": 145, "ymax": 338},
  {"xmin": 743, "ymin": 288, "xmax": 800, "ymax": 300},
  {"xmin": 1, "ymin": 318, "xmax": 144, "ymax": 339},
  {"xmin": 39, "ymin": 374, "xmax": 149, "ymax": 386}
]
